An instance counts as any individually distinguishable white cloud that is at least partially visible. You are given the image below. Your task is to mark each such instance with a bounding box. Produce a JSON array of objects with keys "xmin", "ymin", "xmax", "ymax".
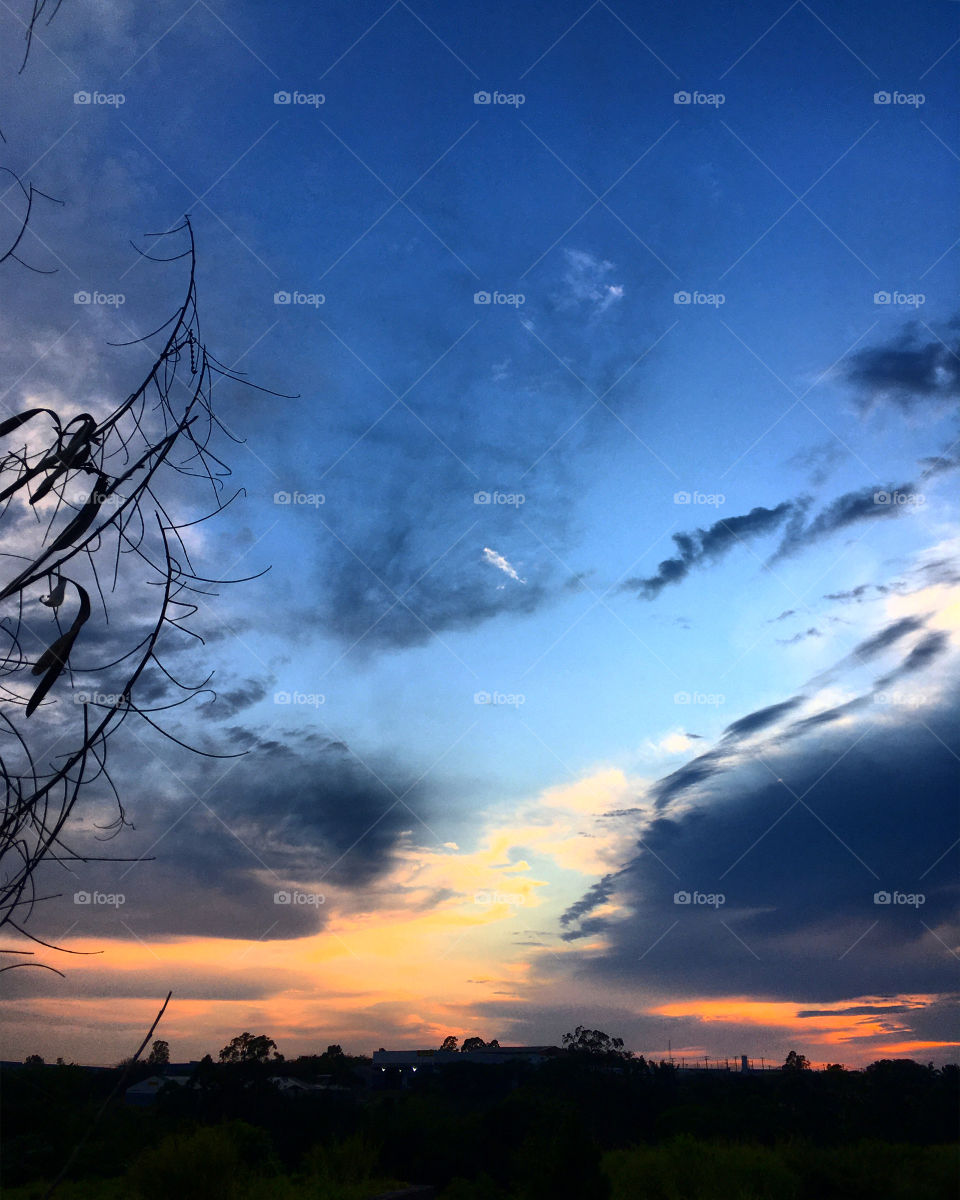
[
  {"xmin": 562, "ymin": 248, "xmax": 624, "ymax": 314},
  {"xmin": 482, "ymin": 546, "xmax": 525, "ymax": 584}
]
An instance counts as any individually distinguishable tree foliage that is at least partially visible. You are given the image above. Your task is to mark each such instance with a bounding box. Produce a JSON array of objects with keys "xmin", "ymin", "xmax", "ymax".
[
  {"xmin": 218, "ymin": 1032, "xmax": 281, "ymax": 1065},
  {"xmin": 561, "ymin": 1026, "xmax": 631, "ymax": 1060},
  {"xmin": 0, "ymin": 214, "xmax": 283, "ymax": 971},
  {"xmin": 782, "ymin": 1050, "xmax": 811, "ymax": 1072},
  {"xmin": 147, "ymin": 1039, "xmax": 170, "ymax": 1066}
]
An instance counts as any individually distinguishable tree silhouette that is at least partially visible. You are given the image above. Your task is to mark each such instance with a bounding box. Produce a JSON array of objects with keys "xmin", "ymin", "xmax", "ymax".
[
  {"xmin": 561, "ymin": 1026, "xmax": 631, "ymax": 1059},
  {"xmin": 219, "ymin": 1033, "xmax": 281, "ymax": 1065},
  {"xmin": 0, "ymin": 216, "xmax": 285, "ymax": 973},
  {"xmin": 147, "ymin": 1039, "xmax": 170, "ymax": 1066},
  {"xmin": 782, "ymin": 1050, "xmax": 811, "ymax": 1072}
]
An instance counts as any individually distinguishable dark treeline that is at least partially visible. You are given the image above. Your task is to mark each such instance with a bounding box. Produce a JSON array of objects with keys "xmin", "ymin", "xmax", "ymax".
[{"xmin": 1, "ymin": 1048, "xmax": 958, "ymax": 1198}]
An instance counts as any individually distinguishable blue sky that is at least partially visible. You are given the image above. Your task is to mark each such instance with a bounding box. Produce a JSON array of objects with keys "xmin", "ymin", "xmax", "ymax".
[{"xmin": 1, "ymin": 0, "xmax": 958, "ymax": 1066}]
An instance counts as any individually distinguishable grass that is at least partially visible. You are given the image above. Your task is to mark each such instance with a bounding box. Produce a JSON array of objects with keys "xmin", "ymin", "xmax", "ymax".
[{"xmin": 603, "ymin": 1138, "xmax": 959, "ymax": 1200}]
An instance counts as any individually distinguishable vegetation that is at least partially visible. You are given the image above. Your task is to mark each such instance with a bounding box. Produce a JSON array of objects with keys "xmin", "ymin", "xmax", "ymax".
[{"xmin": 2, "ymin": 1044, "xmax": 956, "ymax": 1198}]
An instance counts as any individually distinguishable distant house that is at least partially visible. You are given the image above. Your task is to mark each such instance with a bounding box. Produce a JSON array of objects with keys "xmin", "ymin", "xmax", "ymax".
[
  {"xmin": 371, "ymin": 1046, "xmax": 562, "ymax": 1086},
  {"xmin": 463, "ymin": 1045, "xmax": 561, "ymax": 1066},
  {"xmin": 124, "ymin": 1074, "xmax": 193, "ymax": 1107},
  {"xmin": 267, "ymin": 1075, "xmax": 344, "ymax": 1095}
]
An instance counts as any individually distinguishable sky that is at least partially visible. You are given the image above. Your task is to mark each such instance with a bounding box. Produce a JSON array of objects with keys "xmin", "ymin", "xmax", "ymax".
[{"xmin": 0, "ymin": 0, "xmax": 958, "ymax": 1069}]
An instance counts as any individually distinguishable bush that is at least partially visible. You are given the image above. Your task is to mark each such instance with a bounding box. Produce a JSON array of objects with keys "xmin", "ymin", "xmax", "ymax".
[
  {"xmin": 127, "ymin": 1121, "xmax": 275, "ymax": 1200},
  {"xmin": 604, "ymin": 1137, "xmax": 801, "ymax": 1200},
  {"xmin": 302, "ymin": 1132, "xmax": 380, "ymax": 1186}
]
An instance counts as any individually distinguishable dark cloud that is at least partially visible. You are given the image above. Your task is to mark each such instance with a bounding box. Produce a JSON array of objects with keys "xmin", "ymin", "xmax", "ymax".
[
  {"xmin": 303, "ymin": 505, "xmax": 553, "ymax": 651},
  {"xmin": 721, "ymin": 697, "xmax": 805, "ymax": 741},
  {"xmin": 806, "ymin": 616, "xmax": 930, "ymax": 692},
  {"xmin": 786, "ymin": 440, "xmax": 847, "ymax": 486},
  {"xmin": 647, "ymin": 747, "xmax": 728, "ymax": 812},
  {"xmin": 844, "ymin": 323, "xmax": 960, "ymax": 410},
  {"xmin": 197, "ymin": 678, "xmax": 269, "ymax": 720},
  {"xmin": 777, "ymin": 627, "xmax": 822, "ymax": 645},
  {"xmin": 917, "ymin": 557, "xmax": 960, "ymax": 587},
  {"xmin": 622, "ymin": 479, "xmax": 927, "ymax": 600},
  {"xmin": 620, "ymin": 504, "xmax": 795, "ymax": 599},
  {"xmin": 559, "ymin": 915, "xmax": 611, "ymax": 942},
  {"xmin": 918, "ymin": 454, "xmax": 960, "ymax": 480},
  {"xmin": 30, "ymin": 726, "xmax": 434, "ymax": 940},
  {"xmin": 782, "ymin": 697, "xmax": 871, "ymax": 739},
  {"xmin": 558, "ymin": 678, "xmax": 960, "ymax": 1008},
  {"xmin": 559, "ymin": 873, "xmax": 620, "ymax": 930},
  {"xmin": 797, "ymin": 1003, "xmax": 917, "ymax": 1018},
  {"xmin": 771, "ymin": 483, "xmax": 918, "ymax": 560},
  {"xmin": 852, "ymin": 616, "xmax": 926, "ymax": 662},
  {"xmin": 875, "ymin": 631, "xmax": 950, "ymax": 689},
  {"xmin": 823, "ymin": 583, "xmax": 891, "ymax": 603}
]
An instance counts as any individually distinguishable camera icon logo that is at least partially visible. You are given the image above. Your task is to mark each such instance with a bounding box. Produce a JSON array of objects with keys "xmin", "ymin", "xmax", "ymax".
[
  {"xmin": 74, "ymin": 890, "xmax": 91, "ymax": 904},
  {"xmin": 274, "ymin": 890, "xmax": 292, "ymax": 904},
  {"xmin": 474, "ymin": 491, "xmax": 491, "ymax": 504},
  {"xmin": 274, "ymin": 91, "xmax": 292, "ymax": 104},
  {"xmin": 273, "ymin": 491, "xmax": 291, "ymax": 505},
  {"xmin": 674, "ymin": 491, "xmax": 691, "ymax": 504},
  {"xmin": 74, "ymin": 291, "xmax": 91, "ymax": 304},
  {"xmin": 874, "ymin": 491, "xmax": 890, "ymax": 505},
  {"xmin": 873, "ymin": 91, "xmax": 891, "ymax": 105},
  {"xmin": 674, "ymin": 91, "xmax": 691, "ymax": 104},
  {"xmin": 674, "ymin": 691, "xmax": 691, "ymax": 704},
  {"xmin": 74, "ymin": 91, "xmax": 91, "ymax": 104},
  {"xmin": 673, "ymin": 291, "xmax": 691, "ymax": 304},
  {"xmin": 474, "ymin": 91, "xmax": 491, "ymax": 105},
  {"xmin": 274, "ymin": 691, "xmax": 291, "ymax": 704},
  {"xmin": 474, "ymin": 690, "xmax": 492, "ymax": 705},
  {"xmin": 873, "ymin": 890, "xmax": 891, "ymax": 904},
  {"xmin": 274, "ymin": 291, "xmax": 291, "ymax": 304},
  {"xmin": 474, "ymin": 291, "xmax": 491, "ymax": 304},
  {"xmin": 674, "ymin": 890, "xmax": 691, "ymax": 904},
  {"xmin": 873, "ymin": 291, "xmax": 891, "ymax": 304}
]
